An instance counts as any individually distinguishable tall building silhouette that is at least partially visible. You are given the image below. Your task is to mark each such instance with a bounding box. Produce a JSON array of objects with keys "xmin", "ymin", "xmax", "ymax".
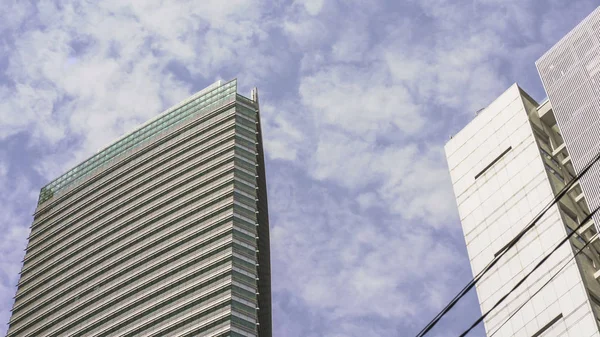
[
  {"xmin": 7, "ymin": 79, "xmax": 272, "ymax": 337},
  {"xmin": 446, "ymin": 6, "xmax": 600, "ymax": 336}
]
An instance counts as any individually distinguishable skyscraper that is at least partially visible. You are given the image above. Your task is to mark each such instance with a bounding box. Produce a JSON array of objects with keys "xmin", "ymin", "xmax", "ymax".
[
  {"xmin": 446, "ymin": 85, "xmax": 600, "ymax": 337},
  {"xmin": 445, "ymin": 6, "xmax": 600, "ymax": 337},
  {"xmin": 6, "ymin": 79, "xmax": 272, "ymax": 337}
]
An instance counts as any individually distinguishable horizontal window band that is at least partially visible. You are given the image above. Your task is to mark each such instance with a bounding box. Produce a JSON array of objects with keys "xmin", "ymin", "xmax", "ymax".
[
  {"xmin": 233, "ymin": 214, "xmax": 257, "ymax": 228},
  {"xmin": 532, "ymin": 313, "xmax": 563, "ymax": 337},
  {"xmin": 17, "ymin": 202, "xmax": 235, "ymax": 304},
  {"xmin": 235, "ymin": 116, "xmax": 257, "ymax": 129},
  {"xmin": 83, "ymin": 288, "xmax": 234, "ymax": 337},
  {"xmin": 236, "ymin": 104, "xmax": 258, "ymax": 116},
  {"xmin": 235, "ymin": 133, "xmax": 256, "ymax": 146},
  {"xmin": 474, "ymin": 146, "xmax": 512, "ymax": 180},
  {"xmin": 30, "ymin": 122, "xmax": 237, "ymax": 242},
  {"xmin": 236, "ymin": 140, "xmax": 257, "ymax": 155},
  {"xmin": 234, "ymin": 186, "xmax": 257, "ymax": 200},
  {"xmin": 15, "ymin": 196, "xmax": 235, "ymax": 304},
  {"xmin": 14, "ymin": 242, "xmax": 235, "ymax": 324},
  {"xmin": 234, "ymin": 188, "xmax": 256, "ymax": 203},
  {"xmin": 13, "ymin": 262, "xmax": 235, "ymax": 336},
  {"xmin": 235, "ymin": 162, "xmax": 257, "ymax": 175},
  {"xmin": 235, "ymin": 124, "xmax": 256, "ymax": 137},
  {"xmin": 235, "ymin": 147, "xmax": 257, "ymax": 162},
  {"xmin": 33, "ymin": 271, "xmax": 236, "ymax": 337},
  {"xmin": 123, "ymin": 294, "xmax": 236, "ymax": 337},
  {"xmin": 234, "ymin": 176, "xmax": 256, "ymax": 189},
  {"xmin": 234, "ymin": 203, "xmax": 257, "ymax": 217},
  {"xmin": 235, "ymin": 143, "xmax": 257, "ymax": 156},
  {"xmin": 232, "ymin": 270, "xmax": 257, "ymax": 288},
  {"xmin": 235, "ymin": 153, "xmax": 256, "ymax": 166},
  {"xmin": 230, "ymin": 329, "xmax": 258, "ymax": 337},
  {"xmin": 234, "ymin": 169, "xmax": 257, "ymax": 186},
  {"xmin": 147, "ymin": 306, "xmax": 232, "ymax": 337},
  {"xmin": 232, "ymin": 251, "xmax": 256, "ymax": 266},
  {"xmin": 231, "ymin": 315, "xmax": 257, "ymax": 332},
  {"xmin": 20, "ymin": 182, "xmax": 235, "ymax": 287},
  {"xmin": 30, "ymin": 123, "xmax": 236, "ymax": 247},
  {"xmin": 233, "ymin": 243, "xmax": 257, "ymax": 259},
  {"xmin": 232, "ymin": 295, "xmax": 257, "ymax": 310},
  {"xmin": 236, "ymin": 122, "xmax": 256, "ymax": 134},
  {"xmin": 232, "ymin": 215, "xmax": 257, "ymax": 231},
  {"xmin": 14, "ymin": 233, "xmax": 234, "ymax": 325},
  {"xmin": 236, "ymin": 110, "xmax": 256, "ymax": 124},
  {"xmin": 232, "ymin": 195, "xmax": 256, "ymax": 211},
  {"xmin": 27, "ymin": 158, "xmax": 236, "ymax": 260},
  {"xmin": 36, "ymin": 104, "xmax": 237, "ymax": 212},
  {"xmin": 24, "ymin": 161, "xmax": 236, "ymax": 272},
  {"xmin": 38, "ymin": 85, "xmax": 237, "ymax": 203},
  {"xmin": 233, "ymin": 256, "xmax": 258, "ymax": 274},
  {"xmin": 232, "ymin": 281, "xmax": 257, "ymax": 295},
  {"xmin": 26, "ymin": 151, "xmax": 236, "ymax": 270},
  {"xmin": 234, "ymin": 200, "xmax": 256, "ymax": 213},
  {"xmin": 12, "ymin": 220, "xmax": 238, "ymax": 322}
]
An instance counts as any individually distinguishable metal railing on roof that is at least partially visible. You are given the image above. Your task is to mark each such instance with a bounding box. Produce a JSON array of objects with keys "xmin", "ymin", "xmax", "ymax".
[{"xmin": 38, "ymin": 79, "xmax": 241, "ymax": 205}]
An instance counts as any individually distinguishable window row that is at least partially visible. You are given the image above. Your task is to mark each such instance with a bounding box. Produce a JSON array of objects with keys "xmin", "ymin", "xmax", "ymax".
[
  {"xmin": 32, "ymin": 113, "xmax": 237, "ymax": 240},
  {"xmin": 39, "ymin": 81, "xmax": 237, "ymax": 204}
]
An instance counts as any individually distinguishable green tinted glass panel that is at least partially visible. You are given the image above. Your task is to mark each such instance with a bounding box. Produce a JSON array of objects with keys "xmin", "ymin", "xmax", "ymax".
[{"xmin": 38, "ymin": 80, "xmax": 259, "ymax": 205}]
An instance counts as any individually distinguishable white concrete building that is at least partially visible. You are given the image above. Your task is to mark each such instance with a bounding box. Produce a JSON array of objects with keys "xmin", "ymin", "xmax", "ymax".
[
  {"xmin": 446, "ymin": 84, "xmax": 600, "ymax": 336},
  {"xmin": 536, "ymin": 6, "xmax": 600, "ymax": 239},
  {"xmin": 446, "ymin": 5, "xmax": 600, "ymax": 337}
]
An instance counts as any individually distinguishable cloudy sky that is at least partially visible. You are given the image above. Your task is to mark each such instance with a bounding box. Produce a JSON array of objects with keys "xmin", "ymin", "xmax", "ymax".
[{"xmin": 0, "ymin": 0, "xmax": 598, "ymax": 336}]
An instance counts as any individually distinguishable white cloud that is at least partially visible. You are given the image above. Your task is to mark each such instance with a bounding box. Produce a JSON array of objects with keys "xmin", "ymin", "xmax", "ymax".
[
  {"xmin": 269, "ymin": 174, "xmax": 466, "ymax": 335},
  {"xmin": 261, "ymin": 103, "xmax": 306, "ymax": 162},
  {"xmin": 297, "ymin": 0, "xmax": 326, "ymax": 16},
  {"xmin": 0, "ymin": 1, "xmax": 34, "ymax": 34},
  {"xmin": 0, "ymin": 0, "xmax": 281, "ymax": 180},
  {"xmin": 299, "ymin": 65, "xmax": 425, "ymax": 136},
  {"xmin": 382, "ymin": 28, "xmax": 509, "ymax": 113},
  {"xmin": 306, "ymin": 130, "xmax": 458, "ymax": 225},
  {"xmin": 330, "ymin": 27, "xmax": 369, "ymax": 63},
  {"xmin": 356, "ymin": 191, "xmax": 379, "ymax": 209},
  {"xmin": 282, "ymin": 17, "xmax": 332, "ymax": 50}
]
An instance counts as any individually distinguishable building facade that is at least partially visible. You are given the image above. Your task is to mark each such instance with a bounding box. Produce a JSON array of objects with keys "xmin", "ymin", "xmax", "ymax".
[
  {"xmin": 536, "ymin": 5, "xmax": 600, "ymax": 237},
  {"xmin": 446, "ymin": 6, "xmax": 600, "ymax": 337},
  {"xmin": 6, "ymin": 79, "xmax": 272, "ymax": 337},
  {"xmin": 446, "ymin": 84, "xmax": 600, "ymax": 337}
]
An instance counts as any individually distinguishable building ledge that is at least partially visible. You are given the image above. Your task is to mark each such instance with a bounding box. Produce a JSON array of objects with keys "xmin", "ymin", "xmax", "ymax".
[{"xmin": 552, "ymin": 142, "xmax": 568, "ymax": 157}]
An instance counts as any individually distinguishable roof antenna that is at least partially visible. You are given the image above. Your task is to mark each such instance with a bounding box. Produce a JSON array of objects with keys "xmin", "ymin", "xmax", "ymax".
[{"xmin": 251, "ymin": 87, "xmax": 259, "ymax": 104}]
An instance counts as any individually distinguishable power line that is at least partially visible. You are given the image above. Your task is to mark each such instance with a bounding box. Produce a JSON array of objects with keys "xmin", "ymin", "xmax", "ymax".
[
  {"xmin": 415, "ymin": 150, "xmax": 600, "ymax": 337},
  {"xmin": 489, "ymin": 232, "xmax": 599, "ymax": 337},
  {"xmin": 459, "ymin": 206, "xmax": 600, "ymax": 336}
]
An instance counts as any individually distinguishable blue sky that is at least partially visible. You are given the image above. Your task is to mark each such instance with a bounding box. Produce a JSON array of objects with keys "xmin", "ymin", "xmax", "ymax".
[{"xmin": 0, "ymin": 1, "xmax": 597, "ymax": 336}]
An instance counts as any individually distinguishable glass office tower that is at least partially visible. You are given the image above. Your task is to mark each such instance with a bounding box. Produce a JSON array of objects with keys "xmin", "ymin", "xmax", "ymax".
[{"xmin": 6, "ymin": 79, "xmax": 272, "ymax": 337}]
